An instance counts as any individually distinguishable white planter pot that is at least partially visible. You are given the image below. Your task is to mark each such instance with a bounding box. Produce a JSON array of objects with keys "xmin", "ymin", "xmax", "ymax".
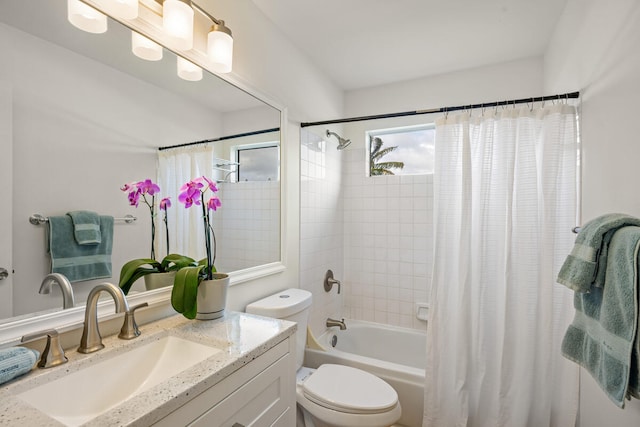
[
  {"xmin": 196, "ymin": 273, "xmax": 229, "ymax": 320},
  {"xmin": 144, "ymin": 271, "xmax": 176, "ymax": 291}
]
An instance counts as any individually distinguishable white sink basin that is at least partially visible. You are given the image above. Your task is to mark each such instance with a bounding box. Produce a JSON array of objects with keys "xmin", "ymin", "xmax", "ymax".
[{"xmin": 17, "ymin": 335, "xmax": 220, "ymax": 426}]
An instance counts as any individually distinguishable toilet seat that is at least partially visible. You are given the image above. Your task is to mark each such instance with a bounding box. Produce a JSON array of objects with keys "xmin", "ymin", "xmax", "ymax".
[{"xmin": 300, "ymin": 364, "xmax": 398, "ymax": 415}]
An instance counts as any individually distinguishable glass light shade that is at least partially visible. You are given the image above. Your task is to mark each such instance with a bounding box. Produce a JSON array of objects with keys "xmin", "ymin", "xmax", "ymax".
[
  {"xmin": 106, "ymin": 0, "xmax": 138, "ymax": 20},
  {"xmin": 132, "ymin": 32, "xmax": 163, "ymax": 61},
  {"xmin": 177, "ymin": 57, "xmax": 202, "ymax": 81},
  {"xmin": 207, "ymin": 30, "xmax": 233, "ymax": 73},
  {"xmin": 163, "ymin": 0, "xmax": 194, "ymax": 50},
  {"xmin": 67, "ymin": 0, "xmax": 108, "ymax": 34}
]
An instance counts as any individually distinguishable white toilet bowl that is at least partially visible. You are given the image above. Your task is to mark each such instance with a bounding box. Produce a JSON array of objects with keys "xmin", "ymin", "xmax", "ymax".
[
  {"xmin": 246, "ymin": 288, "xmax": 402, "ymax": 427},
  {"xmin": 296, "ymin": 365, "xmax": 401, "ymax": 427}
]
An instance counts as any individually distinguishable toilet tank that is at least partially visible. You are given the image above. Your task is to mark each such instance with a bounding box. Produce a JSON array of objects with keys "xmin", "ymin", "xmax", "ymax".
[{"xmin": 246, "ymin": 288, "xmax": 312, "ymax": 369}]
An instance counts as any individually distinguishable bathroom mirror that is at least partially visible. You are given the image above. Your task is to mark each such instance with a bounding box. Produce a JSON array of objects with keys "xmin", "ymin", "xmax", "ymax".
[{"xmin": 0, "ymin": 0, "xmax": 283, "ymax": 326}]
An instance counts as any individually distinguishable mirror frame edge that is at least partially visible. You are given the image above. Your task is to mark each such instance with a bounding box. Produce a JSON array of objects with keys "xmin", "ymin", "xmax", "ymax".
[{"xmin": 0, "ymin": 1, "xmax": 289, "ymax": 346}]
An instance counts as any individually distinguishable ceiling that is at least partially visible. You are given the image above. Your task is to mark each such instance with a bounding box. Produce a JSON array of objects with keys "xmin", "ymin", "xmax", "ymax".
[{"xmin": 251, "ymin": 0, "xmax": 568, "ymax": 91}]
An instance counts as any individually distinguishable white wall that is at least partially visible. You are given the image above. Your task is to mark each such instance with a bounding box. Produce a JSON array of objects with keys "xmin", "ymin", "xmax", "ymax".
[
  {"xmin": 346, "ymin": 56, "xmax": 543, "ymax": 117},
  {"xmin": 544, "ymin": 1, "xmax": 640, "ymax": 425}
]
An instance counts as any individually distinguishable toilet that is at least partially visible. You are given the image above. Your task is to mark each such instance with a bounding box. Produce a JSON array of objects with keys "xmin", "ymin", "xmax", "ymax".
[{"xmin": 246, "ymin": 288, "xmax": 401, "ymax": 427}]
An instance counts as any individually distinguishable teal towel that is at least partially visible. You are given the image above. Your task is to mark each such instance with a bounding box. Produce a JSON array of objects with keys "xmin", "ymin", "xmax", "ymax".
[
  {"xmin": 557, "ymin": 213, "xmax": 640, "ymax": 293},
  {"xmin": 48, "ymin": 215, "xmax": 114, "ymax": 282},
  {"xmin": 561, "ymin": 226, "xmax": 640, "ymax": 407},
  {"xmin": 0, "ymin": 347, "xmax": 39, "ymax": 385},
  {"xmin": 67, "ymin": 210, "xmax": 101, "ymax": 245}
]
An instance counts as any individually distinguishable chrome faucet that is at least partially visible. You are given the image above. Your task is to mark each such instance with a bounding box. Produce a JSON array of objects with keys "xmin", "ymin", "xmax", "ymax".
[
  {"xmin": 78, "ymin": 283, "xmax": 129, "ymax": 354},
  {"xmin": 39, "ymin": 273, "xmax": 75, "ymax": 309},
  {"xmin": 326, "ymin": 317, "xmax": 347, "ymax": 330}
]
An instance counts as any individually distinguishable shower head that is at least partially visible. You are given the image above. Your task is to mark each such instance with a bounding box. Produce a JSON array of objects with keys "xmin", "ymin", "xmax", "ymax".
[{"xmin": 326, "ymin": 130, "xmax": 352, "ymax": 150}]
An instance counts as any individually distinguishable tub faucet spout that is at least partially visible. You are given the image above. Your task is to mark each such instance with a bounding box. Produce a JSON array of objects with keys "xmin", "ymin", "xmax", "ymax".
[
  {"xmin": 326, "ymin": 317, "xmax": 347, "ymax": 330},
  {"xmin": 39, "ymin": 273, "xmax": 75, "ymax": 309}
]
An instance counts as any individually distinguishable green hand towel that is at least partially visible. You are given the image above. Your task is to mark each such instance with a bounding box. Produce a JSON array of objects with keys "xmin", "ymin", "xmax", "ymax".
[
  {"xmin": 67, "ymin": 210, "xmax": 101, "ymax": 245},
  {"xmin": 561, "ymin": 226, "xmax": 640, "ymax": 407},
  {"xmin": 48, "ymin": 215, "xmax": 114, "ymax": 282},
  {"xmin": 557, "ymin": 213, "xmax": 640, "ymax": 293}
]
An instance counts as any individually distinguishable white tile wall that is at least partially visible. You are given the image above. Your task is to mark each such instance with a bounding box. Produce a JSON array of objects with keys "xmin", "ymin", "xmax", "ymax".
[
  {"xmin": 299, "ymin": 131, "xmax": 432, "ymax": 333},
  {"xmin": 299, "ymin": 129, "xmax": 344, "ymax": 336},
  {"xmin": 214, "ymin": 181, "xmax": 280, "ymax": 272},
  {"xmin": 342, "ymin": 148, "xmax": 432, "ymax": 331}
]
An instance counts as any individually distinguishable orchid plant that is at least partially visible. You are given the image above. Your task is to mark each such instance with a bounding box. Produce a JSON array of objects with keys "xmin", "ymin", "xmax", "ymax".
[
  {"xmin": 118, "ymin": 179, "xmax": 196, "ymax": 295},
  {"xmin": 171, "ymin": 176, "xmax": 222, "ymax": 319}
]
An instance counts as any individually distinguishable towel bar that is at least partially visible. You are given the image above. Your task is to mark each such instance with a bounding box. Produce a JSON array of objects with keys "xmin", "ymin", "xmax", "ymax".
[
  {"xmin": 29, "ymin": 213, "xmax": 136, "ymax": 225},
  {"xmin": 572, "ymin": 226, "xmax": 582, "ymax": 234}
]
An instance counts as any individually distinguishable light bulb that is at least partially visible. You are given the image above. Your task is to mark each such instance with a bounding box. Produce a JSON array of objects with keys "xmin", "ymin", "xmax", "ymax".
[
  {"xmin": 207, "ymin": 26, "xmax": 233, "ymax": 73},
  {"xmin": 67, "ymin": 0, "xmax": 107, "ymax": 34},
  {"xmin": 177, "ymin": 57, "xmax": 202, "ymax": 81},
  {"xmin": 163, "ymin": 0, "xmax": 194, "ymax": 50},
  {"xmin": 132, "ymin": 32, "xmax": 163, "ymax": 61}
]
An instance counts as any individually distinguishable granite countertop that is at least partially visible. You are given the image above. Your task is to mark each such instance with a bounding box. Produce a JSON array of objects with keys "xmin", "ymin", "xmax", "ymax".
[{"xmin": 0, "ymin": 312, "xmax": 296, "ymax": 426}]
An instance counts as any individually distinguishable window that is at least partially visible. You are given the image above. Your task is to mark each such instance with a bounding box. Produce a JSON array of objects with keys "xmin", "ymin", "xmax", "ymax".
[
  {"xmin": 367, "ymin": 124, "xmax": 435, "ymax": 176},
  {"xmin": 234, "ymin": 142, "xmax": 280, "ymax": 182}
]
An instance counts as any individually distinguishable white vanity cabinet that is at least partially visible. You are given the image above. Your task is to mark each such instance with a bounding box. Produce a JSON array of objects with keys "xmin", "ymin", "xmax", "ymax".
[{"xmin": 154, "ymin": 337, "xmax": 295, "ymax": 427}]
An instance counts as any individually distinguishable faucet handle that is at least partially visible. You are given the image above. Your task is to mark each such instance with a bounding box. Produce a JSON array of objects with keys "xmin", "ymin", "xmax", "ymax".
[
  {"xmin": 21, "ymin": 329, "xmax": 68, "ymax": 368},
  {"xmin": 118, "ymin": 302, "xmax": 149, "ymax": 340},
  {"xmin": 324, "ymin": 270, "xmax": 342, "ymax": 294}
]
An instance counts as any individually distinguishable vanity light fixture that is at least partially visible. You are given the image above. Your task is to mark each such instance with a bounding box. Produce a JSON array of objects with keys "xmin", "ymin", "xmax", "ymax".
[
  {"xmin": 206, "ymin": 20, "xmax": 233, "ymax": 73},
  {"xmin": 131, "ymin": 32, "xmax": 163, "ymax": 61},
  {"xmin": 177, "ymin": 56, "xmax": 203, "ymax": 81},
  {"xmin": 162, "ymin": 0, "xmax": 194, "ymax": 50},
  {"xmin": 67, "ymin": 0, "xmax": 233, "ymax": 74},
  {"xmin": 67, "ymin": 0, "xmax": 108, "ymax": 34},
  {"xmin": 189, "ymin": 2, "xmax": 233, "ymax": 73}
]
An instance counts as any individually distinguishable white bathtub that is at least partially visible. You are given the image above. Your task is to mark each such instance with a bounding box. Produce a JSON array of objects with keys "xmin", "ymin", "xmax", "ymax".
[{"xmin": 304, "ymin": 319, "xmax": 425, "ymax": 427}]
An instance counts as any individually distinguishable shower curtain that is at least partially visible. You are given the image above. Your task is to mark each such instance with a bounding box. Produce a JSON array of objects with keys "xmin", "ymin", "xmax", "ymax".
[
  {"xmin": 424, "ymin": 104, "xmax": 580, "ymax": 427},
  {"xmin": 158, "ymin": 144, "xmax": 214, "ymax": 260}
]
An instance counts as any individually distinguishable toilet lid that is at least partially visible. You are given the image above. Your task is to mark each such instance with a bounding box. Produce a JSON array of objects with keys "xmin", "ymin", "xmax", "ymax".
[{"xmin": 301, "ymin": 364, "xmax": 398, "ymax": 414}]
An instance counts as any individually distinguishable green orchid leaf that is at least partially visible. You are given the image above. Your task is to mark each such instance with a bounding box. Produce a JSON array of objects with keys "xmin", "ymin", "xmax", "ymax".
[
  {"xmin": 161, "ymin": 253, "xmax": 197, "ymax": 272},
  {"xmin": 118, "ymin": 258, "xmax": 160, "ymax": 295},
  {"xmin": 171, "ymin": 265, "xmax": 204, "ymax": 318}
]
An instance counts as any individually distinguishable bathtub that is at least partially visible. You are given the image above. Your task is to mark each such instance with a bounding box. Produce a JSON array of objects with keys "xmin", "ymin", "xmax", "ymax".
[{"xmin": 304, "ymin": 319, "xmax": 425, "ymax": 427}]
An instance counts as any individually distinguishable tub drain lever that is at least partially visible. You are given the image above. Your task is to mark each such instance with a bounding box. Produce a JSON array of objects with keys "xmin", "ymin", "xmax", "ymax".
[{"xmin": 324, "ymin": 270, "xmax": 341, "ymax": 294}]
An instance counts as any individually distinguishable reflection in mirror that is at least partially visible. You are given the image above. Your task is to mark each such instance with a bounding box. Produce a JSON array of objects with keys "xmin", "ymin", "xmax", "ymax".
[
  {"xmin": 0, "ymin": 0, "xmax": 281, "ymax": 325},
  {"xmin": 157, "ymin": 128, "xmax": 280, "ymax": 273}
]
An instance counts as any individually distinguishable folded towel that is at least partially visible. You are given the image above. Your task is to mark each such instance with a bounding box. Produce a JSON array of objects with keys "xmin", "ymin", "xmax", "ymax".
[
  {"xmin": 557, "ymin": 213, "xmax": 640, "ymax": 293},
  {"xmin": 0, "ymin": 347, "xmax": 40, "ymax": 385},
  {"xmin": 561, "ymin": 226, "xmax": 640, "ymax": 407},
  {"xmin": 48, "ymin": 215, "xmax": 114, "ymax": 282},
  {"xmin": 67, "ymin": 210, "xmax": 101, "ymax": 245}
]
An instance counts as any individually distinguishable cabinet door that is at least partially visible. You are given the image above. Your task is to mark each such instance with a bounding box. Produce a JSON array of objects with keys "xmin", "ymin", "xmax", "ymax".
[
  {"xmin": 190, "ymin": 351, "xmax": 293, "ymax": 426},
  {"xmin": 154, "ymin": 338, "xmax": 295, "ymax": 427}
]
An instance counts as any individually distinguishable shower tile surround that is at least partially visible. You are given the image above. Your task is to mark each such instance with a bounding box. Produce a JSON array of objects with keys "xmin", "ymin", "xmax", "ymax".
[
  {"xmin": 213, "ymin": 181, "xmax": 280, "ymax": 272},
  {"xmin": 300, "ymin": 129, "xmax": 432, "ymax": 334}
]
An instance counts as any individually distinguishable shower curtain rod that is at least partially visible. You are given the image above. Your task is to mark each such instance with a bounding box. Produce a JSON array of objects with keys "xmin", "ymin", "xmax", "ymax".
[
  {"xmin": 158, "ymin": 127, "xmax": 280, "ymax": 151},
  {"xmin": 300, "ymin": 91, "xmax": 580, "ymax": 128}
]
